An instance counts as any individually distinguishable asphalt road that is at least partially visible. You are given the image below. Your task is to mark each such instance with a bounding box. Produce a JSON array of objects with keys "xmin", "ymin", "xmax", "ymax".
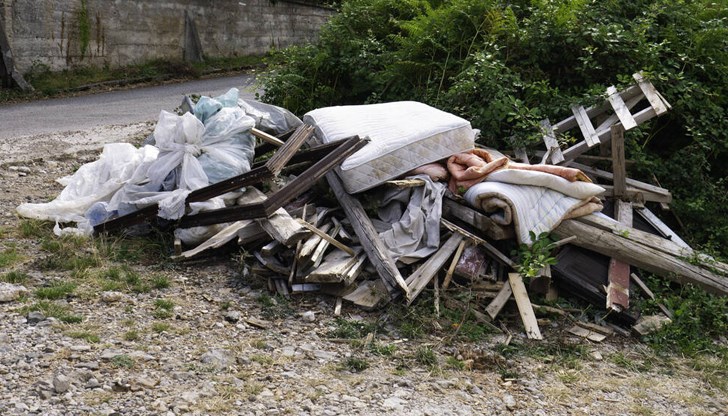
[{"xmin": 0, "ymin": 74, "xmax": 257, "ymax": 140}]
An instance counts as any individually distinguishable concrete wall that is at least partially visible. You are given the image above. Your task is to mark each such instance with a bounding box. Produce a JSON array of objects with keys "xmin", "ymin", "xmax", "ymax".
[{"xmin": 1, "ymin": 0, "xmax": 333, "ymax": 74}]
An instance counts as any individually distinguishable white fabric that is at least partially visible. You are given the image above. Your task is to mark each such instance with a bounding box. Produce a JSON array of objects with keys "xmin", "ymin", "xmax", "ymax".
[
  {"xmin": 304, "ymin": 101, "xmax": 475, "ymax": 193},
  {"xmin": 485, "ymin": 169, "xmax": 605, "ymax": 200},
  {"xmin": 464, "ymin": 180, "xmax": 602, "ymax": 244},
  {"xmin": 377, "ymin": 175, "xmax": 447, "ymax": 264}
]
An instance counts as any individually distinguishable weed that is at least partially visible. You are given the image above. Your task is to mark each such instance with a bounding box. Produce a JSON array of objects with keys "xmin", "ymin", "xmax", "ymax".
[
  {"xmin": 111, "ymin": 354, "xmax": 134, "ymax": 368},
  {"xmin": 342, "ymin": 356, "xmax": 369, "ymax": 373},
  {"xmin": 2, "ymin": 271, "xmax": 30, "ymax": 284},
  {"xmin": 153, "ymin": 299, "xmax": 175, "ymax": 319},
  {"xmin": 258, "ymin": 294, "xmax": 293, "ymax": 319},
  {"xmin": 220, "ymin": 301, "xmax": 232, "ymax": 311},
  {"xmin": 250, "ymin": 354, "xmax": 274, "ymax": 365},
  {"xmin": 122, "ymin": 319, "xmax": 136, "ymax": 327},
  {"xmin": 151, "ymin": 322, "xmax": 171, "ymax": 333},
  {"xmin": 446, "ymin": 356, "xmax": 466, "ymax": 371},
  {"xmin": 123, "ymin": 330, "xmax": 140, "ymax": 341},
  {"xmin": 18, "ymin": 219, "xmax": 53, "ymax": 239},
  {"xmin": 414, "ymin": 346, "xmax": 438, "ymax": 369},
  {"xmin": 328, "ymin": 317, "xmax": 378, "ymax": 339},
  {"xmin": 0, "ymin": 248, "xmax": 22, "ymax": 268},
  {"xmin": 369, "ymin": 342, "xmax": 397, "ymax": 357},
  {"xmin": 251, "ymin": 338, "xmax": 268, "ymax": 350},
  {"xmin": 513, "ymin": 231, "xmax": 558, "ymax": 278},
  {"xmin": 65, "ymin": 330, "xmax": 100, "ymax": 343},
  {"xmin": 35, "ymin": 281, "xmax": 77, "ymax": 300},
  {"xmin": 19, "ymin": 301, "xmax": 83, "ymax": 324},
  {"xmin": 151, "ymin": 274, "xmax": 170, "ymax": 290}
]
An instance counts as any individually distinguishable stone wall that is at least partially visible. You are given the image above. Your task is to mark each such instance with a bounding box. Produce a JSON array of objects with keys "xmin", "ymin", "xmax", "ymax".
[{"xmin": 0, "ymin": 0, "xmax": 332, "ymax": 74}]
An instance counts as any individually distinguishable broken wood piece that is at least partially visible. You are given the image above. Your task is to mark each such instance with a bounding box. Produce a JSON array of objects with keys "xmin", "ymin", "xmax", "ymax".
[
  {"xmin": 297, "ymin": 219, "xmax": 354, "ymax": 256},
  {"xmin": 261, "ymin": 240, "xmax": 283, "ymax": 257},
  {"xmin": 568, "ymin": 325, "xmax": 607, "ymax": 342},
  {"xmin": 485, "ymin": 281, "xmax": 513, "ymax": 321},
  {"xmin": 254, "ymin": 251, "xmax": 290, "ymax": 276},
  {"xmin": 441, "ymin": 295, "xmax": 502, "ymax": 333},
  {"xmin": 508, "ymin": 273, "xmax": 543, "ymax": 340},
  {"xmin": 442, "ymin": 240, "xmax": 467, "ymax": 290},
  {"xmin": 298, "ymin": 223, "xmax": 332, "ymax": 265},
  {"xmin": 441, "ymin": 218, "xmax": 518, "ymax": 269},
  {"xmin": 325, "ymin": 171, "xmax": 409, "ymax": 298},
  {"xmin": 632, "ymin": 72, "xmax": 668, "ymax": 116},
  {"xmin": 571, "ymin": 105, "xmax": 601, "ymax": 148},
  {"xmin": 553, "ymin": 219, "xmax": 728, "ymax": 296},
  {"xmin": 529, "ymin": 265, "xmax": 552, "ymax": 295},
  {"xmin": 540, "ymin": 119, "xmax": 565, "ymax": 164},
  {"xmin": 291, "ymin": 283, "xmax": 321, "ymax": 293},
  {"xmin": 549, "ymin": 235, "xmax": 577, "ymax": 249},
  {"xmin": 175, "ymin": 220, "xmax": 253, "ymax": 259},
  {"xmin": 342, "ymin": 254, "xmax": 368, "ymax": 286},
  {"xmin": 405, "ymin": 233, "xmax": 465, "ymax": 305},
  {"xmin": 606, "ymin": 199, "xmax": 632, "ymax": 312},
  {"xmin": 632, "ymin": 315, "xmax": 671, "ymax": 337},
  {"xmin": 610, "ymin": 125, "xmax": 627, "ymax": 199},
  {"xmin": 310, "ymin": 222, "xmax": 342, "ymax": 269},
  {"xmin": 574, "ymin": 321, "xmax": 614, "ymax": 336},
  {"xmin": 273, "ymin": 278, "xmax": 290, "ymax": 298},
  {"xmin": 237, "ymin": 221, "xmax": 268, "ymax": 246},
  {"xmin": 259, "ymin": 207, "xmax": 311, "ymax": 247},
  {"xmin": 245, "ymin": 317, "xmax": 271, "ymax": 329},
  {"xmin": 607, "ymin": 86, "xmax": 638, "ymax": 130},
  {"xmin": 630, "ymin": 273, "xmax": 674, "ymax": 319},
  {"xmin": 442, "ymin": 197, "xmax": 514, "ymax": 240},
  {"xmin": 634, "ymin": 206, "xmax": 689, "ymax": 249},
  {"xmin": 334, "ymin": 297, "xmax": 343, "ymax": 316},
  {"xmin": 251, "ymin": 127, "xmax": 286, "ymax": 147},
  {"xmin": 306, "ymin": 249, "xmax": 363, "ymax": 283},
  {"xmin": 568, "ymin": 162, "xmax": 672, "ymax": 200},
  {"xmin": 342, "ymin": 279, "xmax": 389, "ymax": 310}
]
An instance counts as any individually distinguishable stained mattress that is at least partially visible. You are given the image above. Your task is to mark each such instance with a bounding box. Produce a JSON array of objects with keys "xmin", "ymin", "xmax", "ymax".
[{"xmin": 303, "ymin": 101, "xmax": 475, "ymax": 193}]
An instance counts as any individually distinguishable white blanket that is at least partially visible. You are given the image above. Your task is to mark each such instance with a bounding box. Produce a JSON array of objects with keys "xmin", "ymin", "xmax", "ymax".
[{"xmin": 464, "ymin": 169, "xmax": 604, "ymax": 244}]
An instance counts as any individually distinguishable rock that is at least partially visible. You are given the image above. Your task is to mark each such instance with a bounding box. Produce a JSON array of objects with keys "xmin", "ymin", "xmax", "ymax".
[
  {"xmin": 70, "ymin": 345, "xmax": 92, "ymax": 352},
  {"xmin": 86, "ymin": 378, "xmax": 101, "ymax": 389},
  {"xmin": 100, "ymin": 350, "xmax": 125, "ymax": 361},
  {"xmin": 53, "ymin": 374, "xmax": 71, "ymax": 394},
  {"xmin": 301, "ymin": 311, "xmax": 316, "ymax": 322},
  {"xmin": 223, "ymin": 310, "xmax": 241, "ymax": 323},
  {"xmin": 127, "ymin": 351, "xmax": 155, "ymax": 361},
  {"xmin": 383, "ymin": 396, "xmax": 406, "ymax": 410},
  {"xmin": 503, "ymin": 394, "xmax": 517, "ymax": 410},
  {"xmin": 26, "ymin": 311, "xmax": 46, "ymax": 324},
  {"xmin": 589, "ymin": 351, "xmax": 603, "ymax": 361},
  {"xmin": 100, "ymin": 291, "xmax": 124, "ymax": 303},
  {"xmin": 0, "ymin": 283, "xmax": 28, "ymax": 302},
  {"xmin": 76, "ymin": 361, "xmax": 100, "ymax": 371},
  {"xmin": 136, "ymin": 376, "xmax": 158, "ymax": 389},
  {"xmin": 200, "ymin": 349, "xmax": 235, "ymax": 369}
]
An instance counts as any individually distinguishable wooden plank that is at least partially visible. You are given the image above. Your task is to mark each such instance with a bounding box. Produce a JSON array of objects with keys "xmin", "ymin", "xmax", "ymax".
[
  {"xmin": 611, "ymin": 125, "xmax": 627, "ymax": 198},
  {"xmin": 251, "ymin": 127, "xmax": 286, "ymax": 147},
  {"xmin": 442, "ymin": 197, "xmax": 514, "ymax": 241},
  {"xmin": 442, "ymin": 296, "xmax": 502, "ymax": 333},
  {"xmin": 297, "ymin": 223, "xmax": 332, "ymax": 267},
  {"xmin": 342, "ymin": 280, "xmax": 389, "ymax": 310},
  {"xmin": 540, "ymin": 119, "xmax": 565, "ymax": 164},
  {"xmin": 405, "ymin": 233, "xmax": 464, "ymax": 305},
  {"xmin": 334, "ymin": 298, "xmax": 343, "ymax": 316},
  {"xmin": 606, "ymin": 200, "xmax": 633, "ymax": 312},
  {"xmin": 571, "ymin": 105, "xmax": 601, "ymax": 147},
  {"xmin": 553, "ymin": 219, "xmax": 728, "ymax": 295},
  {"xmin": 440, "ymin": 218, "xmax": 517, "ymax": 269},
  {"xmin": 342, "ymin": 254, "xmax": 368, "ymax": 286},
  {"xmin": 607, "ymin": 86, "xmax": 638, "ymax": 130},
  {"xmin": 306, "ymin": 249, "xmax": 362, "ymax": 283},
  {"xmin": 552, "ymin": 84, "xmax": 643, "ymax": 134},
  {"xmin": 634, "ymin": 207, "xmax": 689, "ymax": 249},
  {"xmin": 326, "ymin": 171, "xmax": 409, "ymax": 298},
  {"xmin": 514, "ymin": 148, "xmax": 530, "ymax": 164},
  {"xmin": 237, "ymin": 221, "xmax": 267, "ymax": 246},
  {"xmin": 568, "ymin": 162, "xmax": 671, "ymax": 198},
  {"xmin": 632, "ymin": 73, "xmax": 668, "ymax": 115},
  {"xmin": 508, "ymin": 273, "xmax": 543, "ymax": 340},
  {"xmin": 297, "ymin": 219, "xmax": 355, "ymax": 256},
  {"xmin": 568, "ymin": 325, "xmax": 607, "ymax": 342},
  {"xmin": 485, "ymin": 281, "xmax": 513, "ymax": 320},
  {"xmin": 254, "ymin": 251, "xmax": 290, "ymax": 276},
  {"xmin": 259, "ymin": 207, "xmax": 311, "ymax": 247},
  {"xmin": 442, "ymin": 240, "xmax": 467, "ymax": 290},
  {"xmin": 263, "ymin": 124, "xmax": 315, "ymax": 175}
]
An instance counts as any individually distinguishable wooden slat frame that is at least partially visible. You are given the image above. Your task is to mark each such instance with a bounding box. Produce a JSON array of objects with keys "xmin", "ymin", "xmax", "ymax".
[
  {"xmin": 540, "ymin": 119, "xmax": 565, "ymax": 164},
  {"xmin": 571, "ymin": 105, "xmax": 600, "ymax": 147},
  {"xmin": 606, "ymin": 86, "xmax": 638, "ymax": 130}
]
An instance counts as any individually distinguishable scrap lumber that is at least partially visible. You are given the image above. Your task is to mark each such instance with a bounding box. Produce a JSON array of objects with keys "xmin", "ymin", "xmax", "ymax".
[
  {"xmin": 306, "ymin": 249, "xmax": 363, "ymax": 284},
  {"xmin": 251, "ymin": 127, "xmax": 285, "ymax": 147},
  {"xmin": 632, "ymin": 315, "xmax": 672, "ymax": 337},
  {"xmin": 405, "ymin": 233, "xmax": 465, "ymax": 305},
  {"xmin": 237, "ymin": 221, "xmax": 268, "ymax": 246},
  {"xmin": 568, "ymin": 325, "xmax": 607, "ymax": 342},
  {"xmin": 342, "ymin": 280, "xmax": 389, "ymax": 310},
  {"xmin": 297, "ymin": 219, "xmax": 354, "ymax": 256},
  {"xmin": 297, "ymin": 223, "xmax": 332, "ymax": 267},
  {"xmin": 571, "ymin": 105, "xmax": 601, "ymax": 148},
  {"xmin": 606, "ymin": 86, "xmax": 638, "ymax": 130},
  {"xmin": 540, "ymin": 119, "xmax": 565, "ymax": 164},
  {"xmin": 633, "ymin": 72, "xmax": 668, "ymax": 116},
  {"xmin": 259, "ymin": 207, "xmax": 310, "ymax": 247},
  {"xmin": 174, "ymin": 220, "xmax": 252, "ymax": 259},
  {"xmin": 568, "ymin": 162, "xmax": 672, "ymax": 202},
  {"xmin": 310, "ymin": 222, "xmax": 342, "ymax": 269},
  {"xmin": 634, "ymin": 207, "xmax": 688, "ymax": 248},
  {"xmin": 325, "ymin": 171, "xmax": 409, "ymax": 298},
  {"xmin": 440, "ymin": 218, "xmax": 518, "ymax": 269},
  {"xmin": 508, "ymin": 273, "xmax": 543, "ymax": 340},
  {"xmin": 606, "ymin": 199, "xmax": 633, "ymax": 312},
  {"xmin": 485, "ymin": 282, "xmax": 513, "ymax": 321},
  {"xmin": 442, "ymin": 240, "xmax": 467, "ymax": 290},
  {"xmin": 442, "ymin": 197, "xmax": 514, "ymax": 240},
  {"xmin": 610, "ymin": 125, "xmax": 627, "ymax": 198},
  {"xmin": 553, "ymin": 219, "xmax": 728, "ymax": 296}
]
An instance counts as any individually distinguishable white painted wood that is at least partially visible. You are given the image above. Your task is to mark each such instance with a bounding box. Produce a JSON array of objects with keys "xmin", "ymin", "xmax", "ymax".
[
  {"xmin": 540, "ymin": 119, "xmax": 564, "ymax": 164},
  {"xmin": 607, "ymin": 85, "xmax": 638, "ymax": 130},
  {"xmin": 571, "ymin": 105, "xmax": 601, "ymax": 147},
  {"xmin": 632, "ymin": 73, "xmax": 668, "ymax": 115},
  {"xmin": 508, "ymin": 273, "xmax": 543, "ymax": 340}
]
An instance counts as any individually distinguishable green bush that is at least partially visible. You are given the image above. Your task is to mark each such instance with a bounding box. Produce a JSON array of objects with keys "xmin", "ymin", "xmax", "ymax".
[{"xmin": 261, "ymin": 0, "xmax": 728, "ymax": 256}]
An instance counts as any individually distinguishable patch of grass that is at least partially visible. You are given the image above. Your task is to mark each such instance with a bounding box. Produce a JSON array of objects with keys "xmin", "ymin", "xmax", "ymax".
[
  {"xmin": 152, "ymin": 298, "xmax": 175, "ymax": 319},
  {"xmin": 151, "ymin": 322, "xmax": 171, "ymax": 333},
  {"xmin": 18, "ymin": 219, "xmax": 53, "ymax": 239},
  {"xmin": 369, "ymin": 342, "xmax": 397, "ymax": 357},
  {"xmin": 18, "ymin": 301, "xmax": 83, "ymax": 324},
  {"xmin": 610, "ymin": 351, "xmax": 654, "ymax": 373},
  {"xmin": 521, "ymin": 340, "xmax": 587, "ymax": 370},
  {"xmin": 250, "ymin": 338, "xmax": 268, "ymax": 350},
  {"xmin": 446, "ymin": 356, "xmax": 466, "ymax": 371},
  {"xmin": 0, "ymin": 248, "xmax": 22, "ymax": 268},
  {"xmin": 123, "ymin": 330, "xmax": 140, "ymax": 341},
  {"xmin": 342, "ymin": 356, "xmax": 369, "ymax": 373},
  {"xmin": 328, "ymin": 317, "xmax": 379, "ymax": 339},
  {"xmin": 36, "ymin": 236, "xmax": 99, "ymax": 276},
  {"xmin": 220, "ymin": 300, "xmax": 232, "ymax": 311},
  {"xmin": 95, "ymin": 233, "xmax": 171, "ymax": 266},
  {"xmin": 150, "ymin": 274, "xmax": 170, "ymax": 290},
  {"xmin": 111, "ymin": 354, "xmax": 134, "ymax": 369},
  {"xmin": 98, "ymin": 266, "xmax": 154, "ymax": 293},
  {"xmin": 258, "ymin": 294, "xmax": 293, "ymax": 319},
  {"xmin": 66, "ymin": 330, "xmax": 100, "ymax": 343},
  {"xmin": 2, "ymin": 271, "xmax": 30, "ymax": 284},
  {"xmin": 35, "ymin": 281, "xmax": 77, "ymax": 300},
  {"xmin": 250, "ymin": 354, "xmax": 274, "ymax": 365},
  {"xmin": 414, "ymin": 346, "xmax": 438, "ymax": 369}
]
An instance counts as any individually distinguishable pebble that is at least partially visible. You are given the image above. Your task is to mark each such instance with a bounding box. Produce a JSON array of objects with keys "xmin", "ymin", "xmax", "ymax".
[
  {"xmin": 223, "ymin": 310, "xmax": 241, "ymax": 323},
  {"xmin": 26, "ymin": 311, "xmax": 46, "ymax": 324},
  {"xmin": 101, "ymin": 291, "xmax": 124, "ymax": 303},
  {"xmin": 302, "ymin": 311, "xmax": 316, "ymax": 322},
  {"xmin": 503, "ymin": 394, "xmax": 517, "ymax": 410},
  {"xmin": 200, "ymin": 348, "xmax": 235, "ymax": 369},
  {"xmin": 0, "ymin": 283, "xmax": 28, "ymax": 302},
  {"xmin": 53, "ymin": 374, "xmax": 71, "ymax": 394}
]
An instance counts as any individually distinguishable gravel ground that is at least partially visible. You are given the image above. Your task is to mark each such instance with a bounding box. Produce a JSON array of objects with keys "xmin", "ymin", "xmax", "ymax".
[{"xmin": 1, "ymin": 122, "xmax": 726, "ymax": 416}]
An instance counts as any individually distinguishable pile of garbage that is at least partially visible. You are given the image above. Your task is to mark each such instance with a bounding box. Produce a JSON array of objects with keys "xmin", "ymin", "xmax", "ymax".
[{"xmin": 17, "ymin": 74, "xmax": 728, "ymax": 340}]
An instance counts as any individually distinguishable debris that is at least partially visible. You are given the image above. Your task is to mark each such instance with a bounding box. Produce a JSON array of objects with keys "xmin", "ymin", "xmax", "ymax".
[{"xmin": 632, "ymin": 315, "xmax": 672, "ymax": 337}]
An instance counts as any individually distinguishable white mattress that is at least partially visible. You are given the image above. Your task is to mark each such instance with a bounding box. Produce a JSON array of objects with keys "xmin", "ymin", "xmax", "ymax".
[{"xmin": 303, "ymin": 101, "xmax": 475, "ymax": 193}]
